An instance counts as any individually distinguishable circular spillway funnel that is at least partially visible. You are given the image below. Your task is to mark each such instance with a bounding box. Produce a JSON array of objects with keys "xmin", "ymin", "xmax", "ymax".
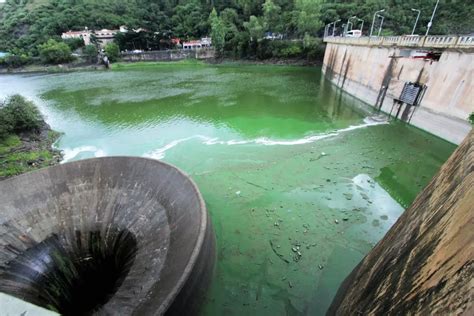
[{"xmin": 0, "ymin": 157, "xmax": 215, "ymax": 315}]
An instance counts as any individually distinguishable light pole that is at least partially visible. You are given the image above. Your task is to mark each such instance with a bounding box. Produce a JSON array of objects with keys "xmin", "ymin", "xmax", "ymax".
[
  {"xmin": 411, "ymin": 9, "xmax": 421, "ymax": 35},
  {"xmin": 426, "ymin": 0, "xmax": 440, "ymax": 36},
  {"xmin": 370, "ymin": 9, "xmax": 385, "ymax": 37},
  {"xmin": 345, "ymin": 22, "xmax": 353, "ymax": 35},
  {"xmin": 357, "ymin": 18, "xmax": 364, "ymax": 33},
  {"xmin": 324, "ymin": 23, "xmax": 330, "ymax": 37},
  {"xmin": 332, "ymin": 19, "xmax": 341, "ymax": 37},
  {"xmin": 377, "ymin": 14, "xmax": 385, "ymax": 36}
]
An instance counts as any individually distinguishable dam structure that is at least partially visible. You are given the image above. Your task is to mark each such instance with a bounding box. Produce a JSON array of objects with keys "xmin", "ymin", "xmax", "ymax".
[{"xmin": 322, "ymin": 35, "xmax": 474, "ymax": 144}]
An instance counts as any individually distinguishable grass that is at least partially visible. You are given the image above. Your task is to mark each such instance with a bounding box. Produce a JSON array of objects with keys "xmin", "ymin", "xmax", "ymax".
[{"xmin": 0, "ymin": 132, "xmax": 60, "ymax": 179}]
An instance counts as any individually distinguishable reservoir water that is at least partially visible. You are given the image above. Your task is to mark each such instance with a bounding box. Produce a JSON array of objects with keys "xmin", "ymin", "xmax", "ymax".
[{"xmin": 0, "ymin": 62, "xmax": 456, "ymax": 315}]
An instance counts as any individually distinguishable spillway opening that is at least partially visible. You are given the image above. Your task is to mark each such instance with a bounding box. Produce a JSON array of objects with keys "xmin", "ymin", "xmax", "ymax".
[{"xmin": 0, "ymin": 228, "xmax": 138, "ymax": 315}]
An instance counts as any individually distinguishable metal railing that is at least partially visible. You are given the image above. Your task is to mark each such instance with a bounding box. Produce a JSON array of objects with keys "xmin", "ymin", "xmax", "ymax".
[{"xmin": 323, "ymin": 35, "xmax": 474, "ymax": 49}]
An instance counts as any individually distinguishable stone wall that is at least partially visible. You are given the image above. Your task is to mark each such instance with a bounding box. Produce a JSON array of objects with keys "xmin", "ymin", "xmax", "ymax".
[
  {"xmin": 322, "ymin": 42, "xmax": 473, "ymax": 144},
  {"xmin": 328, "ymin": 131, "xmax": 473, "ymax": 315}
]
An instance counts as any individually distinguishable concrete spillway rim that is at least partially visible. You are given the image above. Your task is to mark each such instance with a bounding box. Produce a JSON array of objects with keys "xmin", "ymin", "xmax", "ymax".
[{"xmin": 0, "ymin": 156, "xmax": 209, "ymax": 314}]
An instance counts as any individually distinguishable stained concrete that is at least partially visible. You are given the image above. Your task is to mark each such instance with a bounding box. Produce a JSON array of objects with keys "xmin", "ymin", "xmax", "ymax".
[
  {"xmin": 0, "ymin": 157, "xmax": 215, "ymax": 315},
  {"xmin": 322, "ymin": 43, "xmax": 473, "ymax": 144},
  {"xmin": 328, "ymin": 131, "xmax": 473, "ymax": 315}
]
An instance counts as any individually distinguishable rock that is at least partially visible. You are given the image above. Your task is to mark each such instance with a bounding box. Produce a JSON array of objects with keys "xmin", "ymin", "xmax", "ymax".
[
  {"xmin": 319, "ymin": 264, "xmax": 324, "ymax": 270},
  {"xmin": 335, "ymin": 219, "xmax": 339, "ymax": 224}
]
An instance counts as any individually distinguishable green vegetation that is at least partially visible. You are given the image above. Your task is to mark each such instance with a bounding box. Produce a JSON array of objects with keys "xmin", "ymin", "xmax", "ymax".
[
  {"xmin": 0, "ymin": 0, "xmax": 472, "ymax": 64},
  {"xmin": 83, "ymin": 44, "xmax": 98, "ymax": 63},
  {"xmin": 104, "ymin": 43, "xmax": 120, "ymax": 62},
  {"xmin": 0, "ymin": 95, "xmax": 43, "ymax": 138},
  {"xmin": 209, "ymin": 8, "xmax": 225, "ymax": 56},
  {"xmin": 0, "ymin": 95, "xmax": 61, "ymax": 179},
  {"xmin": 38, "ymin": 39, "xmax": 73, "ymax": 64},
  {"xmin": 469, "ymin": 112, "xmax": 474, "ymax": 125}
]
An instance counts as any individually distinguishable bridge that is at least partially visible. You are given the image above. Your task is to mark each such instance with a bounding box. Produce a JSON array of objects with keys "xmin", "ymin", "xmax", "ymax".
[{"xmin": 322, "ymin": 35, "xmax": 474, "ymax": 144}]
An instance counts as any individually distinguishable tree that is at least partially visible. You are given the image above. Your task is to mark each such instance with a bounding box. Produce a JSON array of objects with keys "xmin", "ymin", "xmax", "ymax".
[
  {"xmin": 263, "ymin": 0, "xmax": 282, "ymax": 32},
  {"xmin": 64, "ymin": 38, "xmax": 85, "ymax": 51},
  {"xmin": 38, "ymin": 39, "xmax": 73, "ymax": 64},
  {"xmin": 83, "ymin": 45, "xmax": 98, "ymax": 63},
  {"xmin": 104, "ymin": 43, "xmax": 120, "ymax": 62},
  {"xmin": 172, "ymin": 1, "xmax": 208, "ymax": 38},
  {"xmin": 294, "ymin": 0, "xmax": 323, "ymax": 35},
  {"xmin": 1, "ymin": 95, "xmax": 43, "ymax": 133},
  {"xmin": 244, "ymin": 16, "xmax": 264, "ymax": 42},
  {"xmin": 209, "ymin": 8, "xmax": 226, "ymax": 55}
]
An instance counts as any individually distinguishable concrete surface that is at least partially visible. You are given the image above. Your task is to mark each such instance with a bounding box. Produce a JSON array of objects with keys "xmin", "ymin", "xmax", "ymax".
[
  {"xmin": 0, "ymin": 157, "xmax": 215, "ymax": 315},
  {"xmin": 323, "ymin": 43, "xmax": 473, "ymax": 144}
]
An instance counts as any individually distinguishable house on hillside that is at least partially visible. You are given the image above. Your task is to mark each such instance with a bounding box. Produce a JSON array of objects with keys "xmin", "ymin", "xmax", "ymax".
[
  {"xmin": 61, "ymin": 29, "xmax": 92, "ymax": 45},
  {"xmin": 183, "ymin": 38, "xmax": 212, "ymax": 50},
  {"xmin": 94, "ymin": 29, "xmax": 120, "ymax": 47}
]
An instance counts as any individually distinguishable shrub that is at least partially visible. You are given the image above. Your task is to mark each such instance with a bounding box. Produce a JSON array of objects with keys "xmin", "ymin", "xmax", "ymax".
[
  {"xmin": 83, "ymin": 45, "xmax": 98, "ymax": 63},
  {"xmin": 0, "ymin": 54, "xmax": 32, "ymax": 68},
  {"xmin": 64, "ymin": 38, "xmax": 85, "ymax": 50},
  {"xmin": 0, "ymin": 107, "xmax": 13, "ymax": 140},
  {"xmin": 469, "ymin": 112, "xmax": 474, "ymax": 124},
  {"xmin": 38, "ymin": 39, "xmax": 73, "ymax": 64},
  {"xmin": 104, "ymin": 43, "xmax": 120, "ymax": 62},
  {"xmin": 1, "ymin": 95, "xmax": 43, "ymax": 134},
  {"xmin": 303, "ymin": 33, "xmax": 325, "ymax": 61},
  {"xmin": 279, "ymin": 45, "xmax": 302, "ymax": 58}
]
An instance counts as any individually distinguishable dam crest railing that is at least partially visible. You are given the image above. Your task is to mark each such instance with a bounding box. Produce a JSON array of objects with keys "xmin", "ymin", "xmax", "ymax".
[{"xmin": 323, "ymin": 35, "xmax": 474, "ymax": 49}]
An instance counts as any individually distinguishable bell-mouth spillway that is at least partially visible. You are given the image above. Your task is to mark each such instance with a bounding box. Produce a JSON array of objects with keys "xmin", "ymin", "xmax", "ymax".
[{"xmin": 0, "ymin": 157, "xmax": 215, "ymax": 315}]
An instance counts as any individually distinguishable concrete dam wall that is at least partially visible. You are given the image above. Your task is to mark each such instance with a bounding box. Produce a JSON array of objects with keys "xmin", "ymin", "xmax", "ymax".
[
  {"xmin": 328, "ymin": 130, "xmax": 473, "ymax": 315},
  {"xmin": 322, "ymin": 36, "xmax": 473, "ymax": 144}
]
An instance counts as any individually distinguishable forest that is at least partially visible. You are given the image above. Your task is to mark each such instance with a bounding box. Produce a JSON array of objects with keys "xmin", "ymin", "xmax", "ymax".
[{"xmin": 0, "ymin": 0, "xmax": 473, "ymax": 62}]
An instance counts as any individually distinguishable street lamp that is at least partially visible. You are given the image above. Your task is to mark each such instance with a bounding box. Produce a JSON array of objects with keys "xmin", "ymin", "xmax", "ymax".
[
  {"xmin": 377, "ymin": 14, "xmax": 385, "ymax": 36},
  {"xmin": 370, "ymin": 9, "xmax": 385, "ymax": 37},
  {"xmin": 426, "ymin": 0, "xmax": 440, "ymax": 36},
  {"xmin": 324, "ymin": 23, "xmax": 330, "ymax": 37},
  {"xmin": 411, "ymin": 9, "xmax": 421, "ymax": 35},
  {"xmin": 332, "ymin": 19, "xmax": 341, "ymax": 37},
  {"xmin": 357, "ymin": 18, "xmax": 365, "ymax": 33}
]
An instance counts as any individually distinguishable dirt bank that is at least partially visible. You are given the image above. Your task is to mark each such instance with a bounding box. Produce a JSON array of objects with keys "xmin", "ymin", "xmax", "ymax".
[{"xmin": 0, "ymin": 122, "xmax": 62, "ymax": 180}]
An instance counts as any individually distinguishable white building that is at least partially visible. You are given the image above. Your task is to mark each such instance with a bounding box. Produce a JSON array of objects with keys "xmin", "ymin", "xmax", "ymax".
[
  {"xmin": 94, "ymin": 29, "xmax": 119, "ymax": 47},
  {"xmin": 61, "ymin": 29, "xmax": 92, "ymax": 46},
  {"xmin": 183, "ymin": 38, "xmax": 212, "ymax": 50}
]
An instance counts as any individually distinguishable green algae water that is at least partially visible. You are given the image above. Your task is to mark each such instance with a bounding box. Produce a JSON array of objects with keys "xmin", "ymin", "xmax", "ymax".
[{"xmin": 0, "ymin": 62, "xmax": 456, "ymax": 315}]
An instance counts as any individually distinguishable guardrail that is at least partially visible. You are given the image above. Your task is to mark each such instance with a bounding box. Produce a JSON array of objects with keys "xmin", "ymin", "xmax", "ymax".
[{"xmin": 323, "ymin": 35, "xmax": 474, "ymax": 49}]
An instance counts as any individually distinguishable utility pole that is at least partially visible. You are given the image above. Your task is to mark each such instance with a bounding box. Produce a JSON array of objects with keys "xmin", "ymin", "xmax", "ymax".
[
  {"xmin": 426, "ymin": 0, "xmax": 440, "ymax": 36},
  {"xmin": 370, "ymin": 9, "xmax": 385, "ymax": 37},
  {"xmin": 411, "ymin": 9, "xmax": 421, "ymax": 35}
]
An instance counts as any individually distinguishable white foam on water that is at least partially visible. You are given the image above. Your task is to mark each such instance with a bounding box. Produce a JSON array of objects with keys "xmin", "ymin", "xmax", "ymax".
[
  {"xmin": 62, "ymin": 146, "xmax": 106, "ymax": 163},
  {"xmin": 144, "ymin": 135, "xmax": 211, "ymax": 160},
  {"xmin": 143, "ymin": 116, "xmax": 388, "ymax": 159}
]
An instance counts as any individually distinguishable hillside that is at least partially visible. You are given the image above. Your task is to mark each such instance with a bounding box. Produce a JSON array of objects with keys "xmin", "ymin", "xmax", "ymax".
[{"xmin": 0, "ymin": 0, "xmax": 473, "ymax": 58}]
